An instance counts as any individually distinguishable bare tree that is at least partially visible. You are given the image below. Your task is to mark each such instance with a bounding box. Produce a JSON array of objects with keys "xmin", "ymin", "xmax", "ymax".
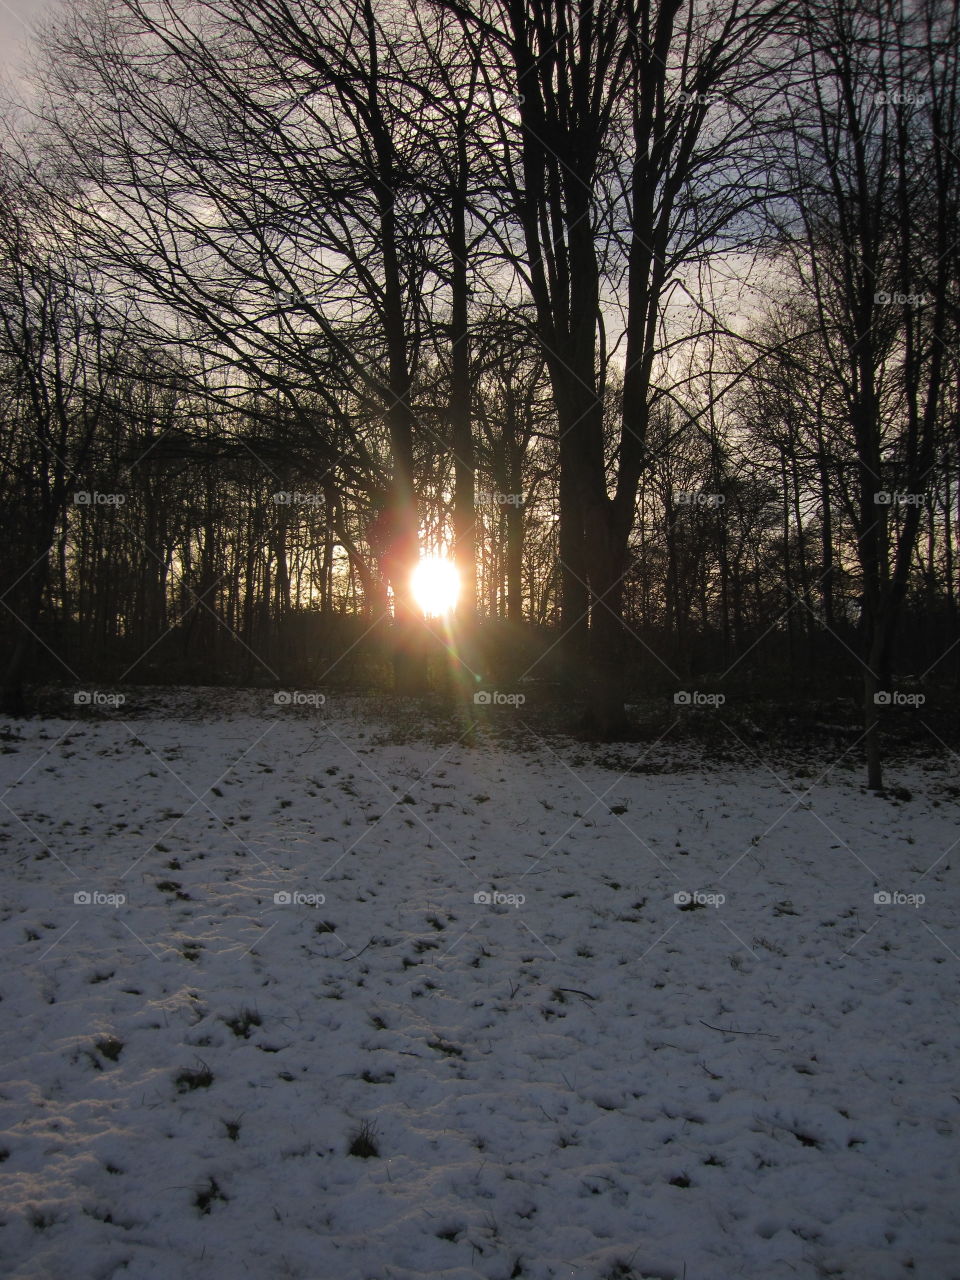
[
  {"xmin": 0, "ymin": 151, "xmax": 125, "ymax": 711},
  {"xmin": 437, "ymin": 0, "xmax": 793, "ymax": 732},
  {"xmin": 779, "ymin": 0, "xmax": 960, "ymax": 787}
]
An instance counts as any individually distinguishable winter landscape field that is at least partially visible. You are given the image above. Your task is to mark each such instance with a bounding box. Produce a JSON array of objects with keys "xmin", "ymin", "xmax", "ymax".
[
  {"xmin": 3, "ymin": 0, "xmax": 960, "ymax": 1274},
  {"xmin": 1, "ymin": 690, "xmax": 958, "ymax": 1280}
]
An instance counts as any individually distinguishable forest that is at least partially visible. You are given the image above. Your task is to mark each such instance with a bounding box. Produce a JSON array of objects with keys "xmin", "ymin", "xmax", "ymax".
[
  {"xmin": 3, "ymin": 5, "xmax": 960, "ymax": 1277},
  {"xmin": 1, "ymin": 0, "xmax": 958, "ymax": 790}
]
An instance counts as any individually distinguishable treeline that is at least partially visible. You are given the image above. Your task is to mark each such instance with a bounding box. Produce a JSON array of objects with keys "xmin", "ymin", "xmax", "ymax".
[{"xmin": 0, "ymin": 0, "xmax": 958, "ymax": 787}]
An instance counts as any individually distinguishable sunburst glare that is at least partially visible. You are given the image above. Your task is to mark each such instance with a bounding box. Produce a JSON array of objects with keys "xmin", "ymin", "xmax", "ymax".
[{"xmin": 410, "ymin": 555, "xmax": 460, "ymax": 617}]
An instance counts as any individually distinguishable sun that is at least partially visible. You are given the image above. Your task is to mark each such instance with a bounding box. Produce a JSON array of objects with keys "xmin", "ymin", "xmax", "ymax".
[{"xmin": 411, "ymin": 555, "xmax": 460, "ymax": 617}]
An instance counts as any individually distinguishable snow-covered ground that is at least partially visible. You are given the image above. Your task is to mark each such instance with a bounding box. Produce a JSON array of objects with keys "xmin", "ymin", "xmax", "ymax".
[{"xmin": 1, "ymin": 689, "xmax": 958, "ymax": 1280}]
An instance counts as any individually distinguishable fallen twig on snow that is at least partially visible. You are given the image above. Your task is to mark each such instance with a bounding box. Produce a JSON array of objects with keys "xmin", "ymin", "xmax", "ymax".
[
  {"xmin": 699, "ymin": 1019, "xmax": 777, "ymax": 1038},
  {"xmin": 340, "ymin": 939, "xmax": 374, "ymax": 961}
]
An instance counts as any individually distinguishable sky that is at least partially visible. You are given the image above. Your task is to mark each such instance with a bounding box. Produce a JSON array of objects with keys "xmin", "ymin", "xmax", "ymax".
[{"xmin": 0, "ymin": 0, "xmax": 53, "ymax": 84}]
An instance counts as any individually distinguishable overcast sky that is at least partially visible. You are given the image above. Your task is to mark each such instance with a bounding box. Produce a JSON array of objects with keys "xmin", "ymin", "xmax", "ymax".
[{"xmin": 0, "ymin": 0, "xmax": 53, "ymax": 81}]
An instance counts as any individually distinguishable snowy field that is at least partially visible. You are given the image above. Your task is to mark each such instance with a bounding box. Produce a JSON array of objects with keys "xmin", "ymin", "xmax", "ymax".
[{"xmin": 1, "ymin": 689, "xmax": 958, "ymax": 1280}]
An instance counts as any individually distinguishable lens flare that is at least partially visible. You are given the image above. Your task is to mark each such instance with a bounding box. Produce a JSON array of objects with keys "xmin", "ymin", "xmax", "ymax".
[{"xmin": 411, "ymin": 556, "xmax": 460, "ymax": 617}]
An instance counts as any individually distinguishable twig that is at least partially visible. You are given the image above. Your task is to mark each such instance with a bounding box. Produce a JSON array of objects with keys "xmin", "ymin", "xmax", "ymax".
[
  {"xmin": 699, "ymin": 1019, "xmax": 777, "ymax": 1038},
  {"xmin": 340, "ymin": 939, "xmax": 374, "ymax": 961}
]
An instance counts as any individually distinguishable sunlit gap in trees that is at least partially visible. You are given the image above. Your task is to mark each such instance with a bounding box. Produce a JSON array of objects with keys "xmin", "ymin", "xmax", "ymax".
[
  {"xmin": 410, "ymin": 554, "xmax": 460, "ymax": 619},
  {"xmin": 409, "ymin": 552, "xmax": 478, "ymax": 699}
]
